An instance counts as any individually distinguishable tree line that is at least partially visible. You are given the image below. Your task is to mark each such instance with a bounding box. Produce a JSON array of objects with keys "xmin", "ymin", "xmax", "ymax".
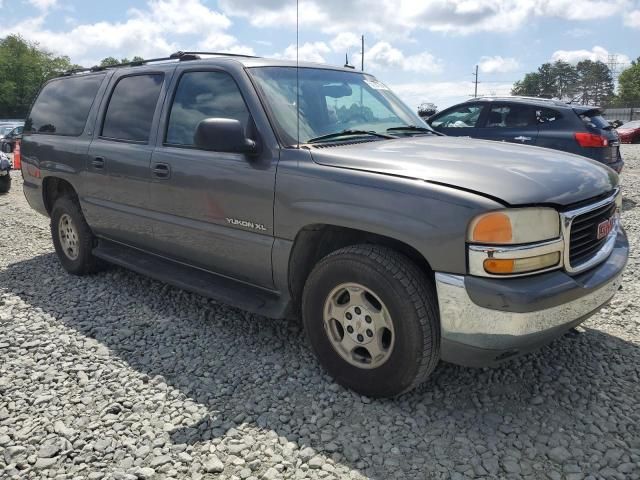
[
  {"xmin": 0, "ymin": 35, "xmax": 142, "ymax": 119},
  {"xmin": 512, "ymin": 58, "xmax": 640, "ymax": 107}
]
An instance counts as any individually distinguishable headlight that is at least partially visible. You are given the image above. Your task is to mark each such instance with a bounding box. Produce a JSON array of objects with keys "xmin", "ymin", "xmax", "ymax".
[
  {"xmin": 468, "ymin": 208, "xmax": 562, "ymax": 277},
  {"xmin": 468, "ymin": 208, "xmax": 560, "ymax": 244}
]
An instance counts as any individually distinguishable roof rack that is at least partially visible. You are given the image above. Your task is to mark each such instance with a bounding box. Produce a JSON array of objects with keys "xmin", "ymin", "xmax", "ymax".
[{"xmin": 61, "ymin": 51, "xmax": 259, "ymax": 76}]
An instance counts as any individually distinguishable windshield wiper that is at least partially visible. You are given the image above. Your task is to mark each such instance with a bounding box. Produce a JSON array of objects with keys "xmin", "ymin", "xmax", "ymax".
[
  {"xmin": 306, "ymin": 129, "xmax": 396, "ymax": 144},
  {"xmin": 386, "ymin": 125, "xmax": 437, "ymax": 135}
]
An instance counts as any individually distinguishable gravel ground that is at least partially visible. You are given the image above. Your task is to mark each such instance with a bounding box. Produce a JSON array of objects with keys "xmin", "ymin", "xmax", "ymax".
[{"xmin": 1, "ymin": 147, "xmax": 639, "ymax": 480}]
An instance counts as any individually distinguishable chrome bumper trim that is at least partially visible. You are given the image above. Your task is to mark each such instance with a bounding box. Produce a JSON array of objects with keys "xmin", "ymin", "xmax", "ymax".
[{"xmin": 434, "ymin": 271, "xmax": 621, "ymax": 350}]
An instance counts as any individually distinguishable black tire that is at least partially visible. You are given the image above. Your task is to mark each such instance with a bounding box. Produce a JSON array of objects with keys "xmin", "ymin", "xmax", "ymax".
[
  {"xmin": 2, "ymin": 143, "xmax": 11, "ymax": 153},
  {"xmin": 50, "ymin": 195, "xmax": 101, "ymax": 275},
  {"xmin": 0, "ymin": 175, "xmax": 10, "ymax": 194},
  {"xmin": 302, "ymin": 244, "xmax": 440, "ymax": 397}
]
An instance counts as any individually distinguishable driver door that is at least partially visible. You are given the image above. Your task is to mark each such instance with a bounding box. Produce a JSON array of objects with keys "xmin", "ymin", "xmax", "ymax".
[{"xmin": 146, "ymin": 67, "xmax": 277, "ymax": 289}]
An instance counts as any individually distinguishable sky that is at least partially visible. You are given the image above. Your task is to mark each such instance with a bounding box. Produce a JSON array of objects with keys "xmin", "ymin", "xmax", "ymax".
[{"xmin": 2, "ymin": 0, "xmax": 639, "ymax": 109}]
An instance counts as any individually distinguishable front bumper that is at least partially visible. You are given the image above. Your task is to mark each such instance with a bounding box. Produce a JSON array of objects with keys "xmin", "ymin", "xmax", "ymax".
[{"xmin": 436, "ymin": 227, "xmax": 628, "ymax": 367}]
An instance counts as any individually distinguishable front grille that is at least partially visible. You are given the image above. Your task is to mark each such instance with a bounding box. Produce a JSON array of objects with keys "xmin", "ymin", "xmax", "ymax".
[{"xmin": 569, "ymin": 201, "xmax": 617, "ymax": 267}]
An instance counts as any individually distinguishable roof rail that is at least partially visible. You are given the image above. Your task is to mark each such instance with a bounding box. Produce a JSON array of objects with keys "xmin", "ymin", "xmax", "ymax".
[
  {"xmin": 61, "ymin": 50, "xmax": 259, "ymax": 76},
  {"xmin": 468, "ymin": 95, "xmax": 565, "ymax": 104}
]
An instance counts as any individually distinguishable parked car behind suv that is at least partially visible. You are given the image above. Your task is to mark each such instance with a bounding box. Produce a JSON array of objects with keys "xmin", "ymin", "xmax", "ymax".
[
  {"xmin": 21, "ymin": 53, "xmax": 628, "ymax": 397},
  {"xmin": 427, "ymin": 97, "xmax": 623, "ymax": 172},
  {"xmin": 617, "ymin": 120, "xmax": 640, "ymax": 144},
  {"xmin": 1, "ymin": 125, "xmax": 23, "ymax": 153}
]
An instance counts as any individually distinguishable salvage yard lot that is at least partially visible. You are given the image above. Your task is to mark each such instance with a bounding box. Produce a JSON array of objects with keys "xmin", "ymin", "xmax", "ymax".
[{"xmin": 1, "ymin": 147, "xmax": 639, "ymax": 480}]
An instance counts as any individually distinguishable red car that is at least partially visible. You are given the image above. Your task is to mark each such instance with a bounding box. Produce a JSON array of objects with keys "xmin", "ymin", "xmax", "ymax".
[{"xmin": 617, "ymin": 120, "xmax": 640, "ymax": 144}]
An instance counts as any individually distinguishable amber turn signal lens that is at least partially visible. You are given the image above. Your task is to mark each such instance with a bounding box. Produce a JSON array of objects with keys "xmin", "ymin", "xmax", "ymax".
[
  {"xmin": 483, "ymin": 258, "xmax": 515, "ymax": 274},
  {"xmin": 472, "ymin": 212, "xmax": 512, "ymax": 243}
]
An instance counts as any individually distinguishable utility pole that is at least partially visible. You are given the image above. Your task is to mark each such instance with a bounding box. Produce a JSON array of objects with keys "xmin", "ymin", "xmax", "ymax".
[
  {"xmin": 473, "ymin": 65, "xmax": 479, "ymax": 98},
  {"xmin": 361, "ymin": 35, "xmax": 364, "ymax": 71}
]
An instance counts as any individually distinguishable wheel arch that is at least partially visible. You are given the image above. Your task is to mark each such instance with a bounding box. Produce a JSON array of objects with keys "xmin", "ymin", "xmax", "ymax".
[
  {"xmin": 287, "ymin": 223, "xmax": 434, "ymax": 311},
  {"xmin": 42, "ymin": 176, "xmax": 78, "ymax": 215}
]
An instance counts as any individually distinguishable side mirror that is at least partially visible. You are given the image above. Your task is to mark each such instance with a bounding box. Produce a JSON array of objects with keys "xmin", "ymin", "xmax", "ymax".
[{"xmin": 194, "ymin": 118, "xmax": 257, "ymax": 155}]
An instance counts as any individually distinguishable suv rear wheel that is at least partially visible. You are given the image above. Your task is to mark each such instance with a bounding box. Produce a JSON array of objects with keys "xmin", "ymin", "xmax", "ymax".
[
  {"xmin": 302, "ymin": 245, "xmax": 440, "ymax": 397},
  {"xmin": 51, "ymin": 195, "xmax": 101, "ymax": 275}
]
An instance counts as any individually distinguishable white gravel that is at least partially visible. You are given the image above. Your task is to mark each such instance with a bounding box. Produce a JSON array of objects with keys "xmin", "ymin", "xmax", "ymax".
[{"xmin": 1, "ymin": 147, "xmax": 639, "ymax": 480}]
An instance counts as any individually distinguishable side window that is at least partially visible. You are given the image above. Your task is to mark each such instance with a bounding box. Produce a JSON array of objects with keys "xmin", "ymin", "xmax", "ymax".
[
  {"xmin": 102, "ymin": 74, "xmax": 164, "ymax": 142},
  {"xmin": 166, "ymin": 71, "xmax": 249, "ymax": 147},
  {"xmin": 431, "ymin": 105, "xmax": 483, "ymax": 128},
  {"xmin": 484, "ymin": 104, "xmax": 537, "ymax": 128},
  {"xmin": 26, "ymin": 74, "xmax": 105, "ymax": 136},
  {"xmin": 537, "ymin": 108, "xmax": 561, "ymax": 124}
]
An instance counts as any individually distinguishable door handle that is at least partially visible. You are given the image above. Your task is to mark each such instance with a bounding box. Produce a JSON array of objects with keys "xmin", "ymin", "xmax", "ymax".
[
  {"xmin": 152, "ymin": 162, "xmax": 171, "ymax": 179},
  {"xmin": 514, "ymin": 136, "xmax": 532, "ymax": 142},
  {"xmin": 92, "ymin": 157, "xmax": 105, "ymax": 169}
]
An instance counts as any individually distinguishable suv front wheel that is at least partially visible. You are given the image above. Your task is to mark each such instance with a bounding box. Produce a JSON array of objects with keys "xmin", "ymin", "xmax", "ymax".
[
  {"xmin": 302, "ymin": 245, "xmax": 440, "ymax": 397},
  {"xmin": 51, "ymin": 195, "xmax": 101, "ymax": 275}
]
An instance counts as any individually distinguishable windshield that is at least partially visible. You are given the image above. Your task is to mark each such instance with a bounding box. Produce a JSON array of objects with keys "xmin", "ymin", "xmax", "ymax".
[
  {"xmin": 249, "ymin": 67, "xmax": 429, "ymax": 145},
  {"xmin": 622, "ymin": 121, "xmax": 640, "ymax": 128},
  {"xmin": 0, "ymin": 126, "xmax": 15, "ymax": 136}
]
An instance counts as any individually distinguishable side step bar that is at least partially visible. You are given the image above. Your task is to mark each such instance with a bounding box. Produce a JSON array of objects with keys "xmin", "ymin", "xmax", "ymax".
[{"xmin": 93, "ymin": 239, "xmax": 290, "ymax": 318}]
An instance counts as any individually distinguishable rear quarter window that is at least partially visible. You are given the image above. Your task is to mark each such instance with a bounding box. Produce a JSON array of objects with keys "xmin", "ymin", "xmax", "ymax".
[{"xmin": 25, "ymin": 74, "xmax": 105, "ymax": 136}]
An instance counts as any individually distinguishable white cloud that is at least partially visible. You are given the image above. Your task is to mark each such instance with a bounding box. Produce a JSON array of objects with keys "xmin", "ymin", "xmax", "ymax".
[
  {"xmin": 478, "ymin": 56, "xmax": 519, "ymax": 74},
  {"xmin": 7, "ymin": 0, "xmax": 251, "ymax": 66},
  {"xmin": 551, "ymin": 46, "xmax": 630, "ymax": 65},
  {"xmin": 28, "ymin": 0, "xmax": 57, "ymax": 11},
  {"xmin": 358, "ymin": 41, "xmax": 442, "ymax": 73},
  {"xmin": 329, "ymin": 32, "xmax": 361, "ymax": 53},
  {"xmin": 276, "ymin": 41, "xmax": 331, "ymax": 63},
  {"xmin": 219, "ymin": 0, "xmax": 629, "ymax": 36},
  {"xmin": 625, "ymin": 10, "xmax": 640, "ymax": 28},
  {"xmin": 391, "ymin": 81, "xmax": 514, "ymax": 110}
]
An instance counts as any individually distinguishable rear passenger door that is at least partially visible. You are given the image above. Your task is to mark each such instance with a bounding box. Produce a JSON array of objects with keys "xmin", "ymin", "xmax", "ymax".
[
  {"xmin": 475, "ymin": 103, "xmax": 538, "ymax": 145},
  {"xmin": 85, "ymin": 70, "xmax": 173, "ymax": 247},
  {"xmin": 146, "ymin": 67, "xmax": 277, "ymax": 288}
]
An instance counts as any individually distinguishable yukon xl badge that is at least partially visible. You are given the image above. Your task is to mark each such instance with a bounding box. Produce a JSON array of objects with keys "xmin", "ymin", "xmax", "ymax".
[
  {"xmin": 597, "ymin": 216, "xmax": 615, "ymax": 240},
  {"xmin": 226, "ymin": 218, "xmax": 267, "ymax": 231}
]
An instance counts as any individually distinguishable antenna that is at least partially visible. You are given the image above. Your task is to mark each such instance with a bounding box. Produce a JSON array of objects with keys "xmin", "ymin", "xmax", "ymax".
[{"xmin": 296, "ymin": 0, "xmax": 300, "ymax": 149}]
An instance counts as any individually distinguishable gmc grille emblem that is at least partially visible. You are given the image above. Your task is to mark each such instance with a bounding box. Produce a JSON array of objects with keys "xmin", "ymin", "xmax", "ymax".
[{"xmin": 596, "ymin": 216, "xmax": 615, "ymax": 240}]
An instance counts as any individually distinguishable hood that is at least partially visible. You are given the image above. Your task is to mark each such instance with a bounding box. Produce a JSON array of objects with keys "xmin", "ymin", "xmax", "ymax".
[{"xmin": 309, "ymin": 136, "xmax": 618, "ymax": 207}]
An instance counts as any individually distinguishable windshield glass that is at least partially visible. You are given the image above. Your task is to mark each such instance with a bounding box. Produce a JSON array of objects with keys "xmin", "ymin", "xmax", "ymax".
[
  {"xmin": 622, "ymin": 121, "xmax": 640, "ymax": 128},
  {"xmin": 249, "ymin": 67, "xmax": 428, "ymax": 145}
]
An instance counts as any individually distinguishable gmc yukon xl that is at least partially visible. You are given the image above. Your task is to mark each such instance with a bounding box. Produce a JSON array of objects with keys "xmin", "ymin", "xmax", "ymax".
[{"xmin": 21, "ymin": 53, "xmax": 628, "ymax": 397}]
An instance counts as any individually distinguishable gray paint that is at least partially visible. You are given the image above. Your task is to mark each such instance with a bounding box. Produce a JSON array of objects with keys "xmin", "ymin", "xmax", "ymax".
[
  {"xmin": 309, "ymin": 135, "xmax": 618, "ymax": 207},
  {"xmin": 20, "ymin": 56, "xmax": 622, "ymax": 315}
]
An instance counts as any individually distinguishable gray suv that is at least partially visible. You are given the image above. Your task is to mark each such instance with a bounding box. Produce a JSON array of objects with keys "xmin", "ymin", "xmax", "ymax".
[{"xmin": 21, "ymin": 52, "xmax": 628, "ymax": 397}]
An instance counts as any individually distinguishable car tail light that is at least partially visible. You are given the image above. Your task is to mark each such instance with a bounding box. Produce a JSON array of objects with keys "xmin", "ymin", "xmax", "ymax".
[{"xmin": 574, "ymin": 132, "xmax": 609, "ymax": 147}]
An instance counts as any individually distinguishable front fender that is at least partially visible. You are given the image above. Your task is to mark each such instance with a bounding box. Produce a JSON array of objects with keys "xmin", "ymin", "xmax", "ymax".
[{"xmin": 274, "ymin": 150, "xmax": 503, "ymax": 275}]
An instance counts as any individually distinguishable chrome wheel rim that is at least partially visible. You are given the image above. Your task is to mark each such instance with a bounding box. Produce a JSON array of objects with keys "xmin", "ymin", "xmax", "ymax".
[
  {"xmin": 323, "ymin": 282, "xmax": 395, "ymax": 369},
  {"xmin": 58, "ymin": 213, "xmax": 80, "ymax": 260}
]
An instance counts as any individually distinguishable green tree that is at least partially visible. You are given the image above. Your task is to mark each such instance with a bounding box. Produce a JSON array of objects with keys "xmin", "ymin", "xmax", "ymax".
[
  {"xmin": 99, "ymin": 55, "xmax": 144, "ymax": 67},
  {"xmin": 0, "ymin": 35, "xmax": 75, "ymax": 118},
  {"xmin": 512, "ymin": 61, "xmax": 580, "ymax": 100},
  {"xmin": 617, "ymin": 57, "xmax": 640, "ymax": 106},
  {"xmin": 576, "ymin": 60, "xmax": 614, "ymax": 106},
  {"xmin": 512, "ymin": 72, "xmax": 542, "ymax": 97}
]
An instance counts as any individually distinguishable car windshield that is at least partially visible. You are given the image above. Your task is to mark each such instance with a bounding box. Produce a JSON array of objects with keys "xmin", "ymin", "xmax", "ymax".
[
  {"xmin": 0, "ymin": 126, "xmax": 16, "ymax": 136},
  {"xmin": 622, "ymin": 121, "xmax": 640, "ymax": 128},
  {"xmin": 249, "ymin": 66, "xmax": 430, "ymax": 145}
]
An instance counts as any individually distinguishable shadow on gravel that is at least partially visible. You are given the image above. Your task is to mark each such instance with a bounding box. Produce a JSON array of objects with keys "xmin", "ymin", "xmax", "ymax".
[
  {"xmin": 622, "ymin": 197, "xmax": 637, "ymax": 212},
  {"xmin": 2, "ymin": 253, "xmax": 639, "ymax": 479}
]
